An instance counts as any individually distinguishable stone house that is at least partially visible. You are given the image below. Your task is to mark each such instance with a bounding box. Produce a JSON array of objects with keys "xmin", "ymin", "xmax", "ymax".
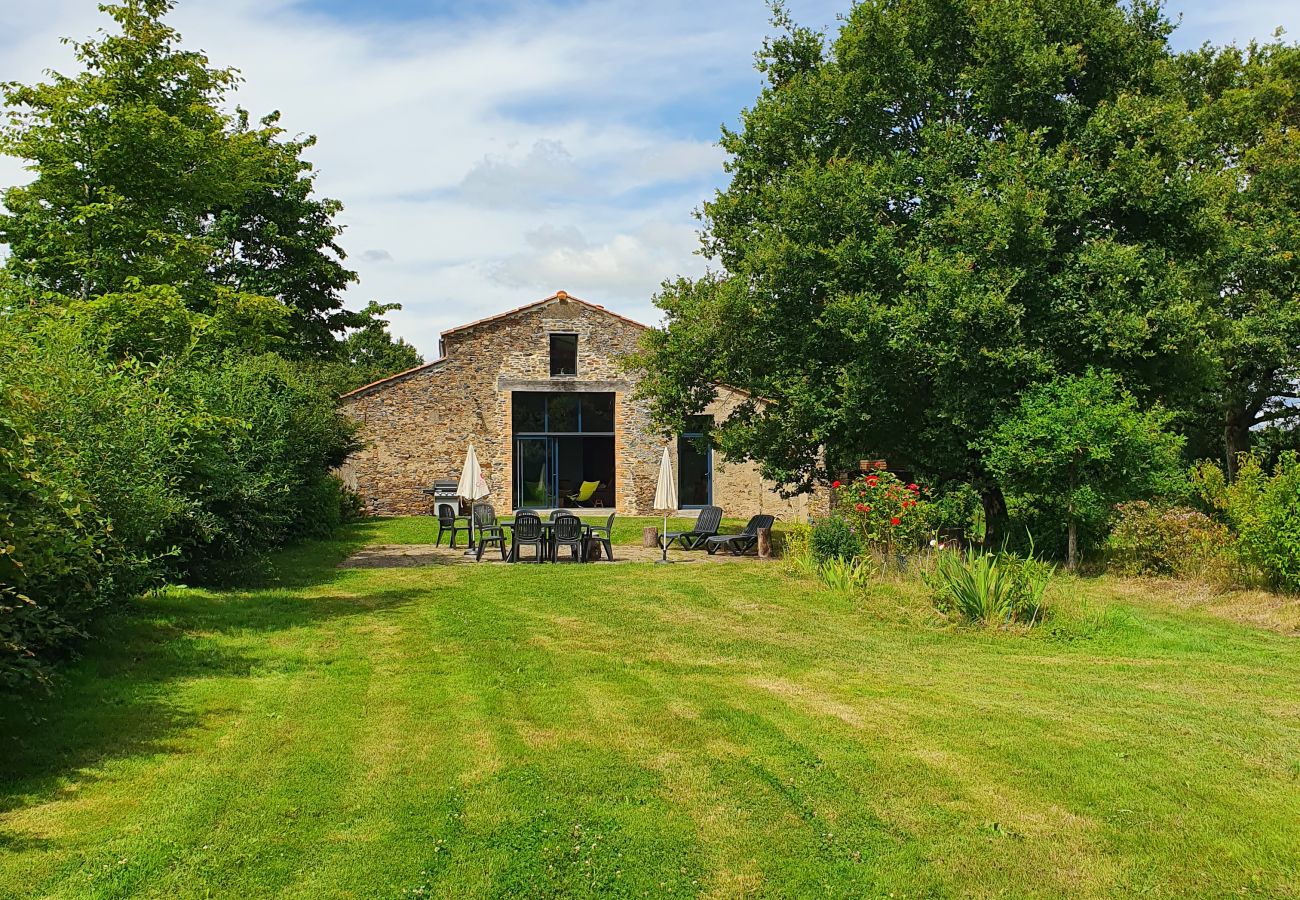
[{"xmin": 337, "ymin": 291, "xmax": 818, "ymax": 521}]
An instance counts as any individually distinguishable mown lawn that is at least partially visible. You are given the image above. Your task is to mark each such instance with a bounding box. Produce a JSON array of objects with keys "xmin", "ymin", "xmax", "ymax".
[
  {"xmin": 370, "ymin": 514, "xmax": 791, "ymax": 549},
  {"xmin": 1, "ymin": 518, "xmax": 1297, "ymax": 898}
]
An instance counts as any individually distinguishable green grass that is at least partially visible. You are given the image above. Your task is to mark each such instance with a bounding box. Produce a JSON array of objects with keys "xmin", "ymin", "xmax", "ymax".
[
  {"xmin": 375, "ymin": 514, "xmax": 790, "ymax": 548},
  {"xmin": 1, "ymin": 517, "xmax": 1297, "ymax": 898}
]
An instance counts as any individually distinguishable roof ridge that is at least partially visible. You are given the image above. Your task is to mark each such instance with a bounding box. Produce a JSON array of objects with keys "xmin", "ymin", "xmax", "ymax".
[
  {"xmin": 439, "ymin": 290, "xmax": 648, "ymax": 338},
  {"xmin": 337, "ymin": 292, "xmax": 649, "ymax": 401},
  {"xmin": 338, "ymin": 357, "xmax": 446, "ymax": 400}
]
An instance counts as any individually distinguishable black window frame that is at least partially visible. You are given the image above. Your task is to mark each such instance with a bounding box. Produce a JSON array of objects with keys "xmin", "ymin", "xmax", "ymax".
[
  {"xmin": 512, "ymin": 391, "xmax": 615, "ymax": 437},
  {"xmin": 549, "ymin": 332, "xmax": 578, "ymax": 377},
  {"xmin": 678, "ymin": 415, "xmax": 713, "ymax": 509}
]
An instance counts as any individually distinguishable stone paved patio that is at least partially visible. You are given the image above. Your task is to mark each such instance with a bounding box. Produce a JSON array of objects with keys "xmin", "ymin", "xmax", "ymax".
[{"xmin": 339, "ymin": 542, "xmax": 776, "ymax": 569}]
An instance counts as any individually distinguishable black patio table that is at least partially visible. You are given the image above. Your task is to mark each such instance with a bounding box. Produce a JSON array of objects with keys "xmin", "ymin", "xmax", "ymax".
[{"xmin": 498, "ymin": 518, "xmax": 594, "ymax": 562}]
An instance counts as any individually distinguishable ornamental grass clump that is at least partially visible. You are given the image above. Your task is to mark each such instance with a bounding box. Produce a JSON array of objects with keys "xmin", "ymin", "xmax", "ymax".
[
  {"xmin": 928, "ymin": 550, "xmax": 1053, "ymax": 627},
  {"xmin": 817, "ymin": 555, "xmax": 876, "ymax": 593}
]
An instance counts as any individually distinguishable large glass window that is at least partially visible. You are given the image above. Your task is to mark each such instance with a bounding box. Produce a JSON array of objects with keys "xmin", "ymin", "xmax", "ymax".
[
  {"xmin": 547, "ymin": 393, "xmax": 579, "ymax": 433},
  {"xmin": 550, "ymin": 333, "xmax": 578, "ymax": 376},
  {"xmin": 512, "ymin": 392, "xmax": 547, "ymax": 433},
  {"xmin": 513, "ymin": 392, "xmax": 613, "ymax": 434},
  {"xmin": 512, "ymin": 391, "xmax": 615, "ymax": 509},
  {"xmin": 580, "ymin": 393, "xmax": 614, "ymax": 433}
]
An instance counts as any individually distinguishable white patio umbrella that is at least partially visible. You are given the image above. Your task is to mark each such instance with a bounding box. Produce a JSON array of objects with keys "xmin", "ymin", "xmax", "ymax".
[
  {"xmin": 652, "ymin": 444, "xmax": 678, "ymax": 563},
  {"xmin": 456, "ymin": 444, "xmax": 490, "ymax": 555}
]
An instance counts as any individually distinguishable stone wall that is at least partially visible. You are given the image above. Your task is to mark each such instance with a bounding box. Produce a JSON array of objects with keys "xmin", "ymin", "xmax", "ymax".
[{"xmin": 338, "ymin": 294, "xmax": 823, "ymax": 522}]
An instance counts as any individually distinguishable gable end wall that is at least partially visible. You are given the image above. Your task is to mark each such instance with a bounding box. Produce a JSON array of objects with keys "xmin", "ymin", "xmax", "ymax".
[{"xmin": 338, "ymin": 298, "xmax": 819, "ymax": 522}]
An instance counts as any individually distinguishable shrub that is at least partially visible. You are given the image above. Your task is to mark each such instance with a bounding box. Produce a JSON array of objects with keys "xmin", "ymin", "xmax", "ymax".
[
  {"xmin": 167, "ymin": 353, "xmax": 360, "ymax": 581},
  {"xmin": 0, "ymin": 404, "xmax": 110, "ymax": 689},
  {"xmin": 810, "ymin": 516, "xmax": 863, "ymax": 563},
  {"xmin": 1193, "ymin": 452, "xmax": 1300, "ymax": 592},
  {"xmin": 999, "ymin": 552, "xmax": 1054, "ymax": 624},
  {"xmin": 0, "ymin": 304, "xmax": 361, "ymax": 686},
  {"xmin": 982, "ymin": 370, "xmax": 1184, "ymax": 570},
  {"xmin": 927, "ymin": 550, "xmax": 1053, "ymax": 626},
  {"xmin": 925, "ymin": 482, "xmax": 985, "ymax": 544},
  {"xmin": 833, "ymin": 471, "xmax": 931, "ymax": 551},
  {"xmin": 1107, "ymin": 501, "xmax": 1231, "ymax": 578}
]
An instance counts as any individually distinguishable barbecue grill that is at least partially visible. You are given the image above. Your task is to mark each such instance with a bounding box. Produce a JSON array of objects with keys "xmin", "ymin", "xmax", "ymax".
[{"xmin": 422, "ymin": 479, "xmax": 462, "ymax": 518}]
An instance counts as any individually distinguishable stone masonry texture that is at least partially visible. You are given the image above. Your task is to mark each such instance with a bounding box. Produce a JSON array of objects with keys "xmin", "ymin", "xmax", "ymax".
[{"xmin": 337, "ymin": 294, "xmax": 822, "ymax": 522}]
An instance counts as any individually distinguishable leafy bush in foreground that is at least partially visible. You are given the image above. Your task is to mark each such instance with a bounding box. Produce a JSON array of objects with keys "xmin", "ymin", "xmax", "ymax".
[
  {"xmin": 168, "ymin": 353, "xmax": 359, "ymax": 581},
  {"xmin": 1193, "ymin": 452, "xmax": 1300, "ymax": 592},
  {"xmin": 1106, "ymin": 501, "xmax": 1231, "ymax": 578},
  {"xmin": 0, "ymin": 305, "xmax": 360, "ymax": 688},
  {"xmin": 810, "ymin": 516, "xmax": 862, "ymax": 563},
  {"xmin": 0, "ymin": 406, "xmax": 108, "ymax": 689}
]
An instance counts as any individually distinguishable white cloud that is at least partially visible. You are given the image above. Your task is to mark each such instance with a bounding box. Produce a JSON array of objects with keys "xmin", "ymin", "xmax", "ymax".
[
  {"xmin": 2, "ymin": 0, "xmax": 1297, "ymax": 357},
  {"xmin": 490, "ymin": 219, "xmax": 699, "ymax": 303},
  {"xmin": 458, "ymin": 139, "xmax": 587, "ymax": 209}
]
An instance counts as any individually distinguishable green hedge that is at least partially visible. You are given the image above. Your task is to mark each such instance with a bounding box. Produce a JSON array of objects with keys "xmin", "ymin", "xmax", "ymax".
[{"xmin": 0, "ymin": 304, "xmax": 359, "ymax": 689}]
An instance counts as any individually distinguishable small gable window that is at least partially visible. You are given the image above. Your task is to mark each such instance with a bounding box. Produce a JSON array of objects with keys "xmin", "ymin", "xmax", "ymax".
[{"xmin": 550, "ymin": 333, "xmax": 578, "ymax": 377}]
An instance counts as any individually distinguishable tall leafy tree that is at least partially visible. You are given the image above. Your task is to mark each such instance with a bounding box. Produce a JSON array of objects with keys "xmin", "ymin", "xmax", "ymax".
[
  {"xmin": 982, "ymin": 370, "xmax": 1184, "ymax": 569},
  {"xmin": 633, "ymin": 0, "xmax": 1222, "ymax": 521},
  {"xmin": 322, "ymin": 301, "xmax": 424, "ymax": 393},
  {"xmin": 0, "ymin": 0, "xmax": 357, "ymax": 354},
  {"xmin": 1177, "ymin": 41, "xmax": 1300, "ymax": 474}
]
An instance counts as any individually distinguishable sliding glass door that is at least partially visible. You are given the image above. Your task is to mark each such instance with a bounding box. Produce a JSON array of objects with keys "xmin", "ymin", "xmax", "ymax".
[
  {"xmin": 512, "ymin": 392, "xmax": 615, "ymax": 509},
  {"xmin": 514, "ymin": 436, "xmax": 553, "ymax": 508}
]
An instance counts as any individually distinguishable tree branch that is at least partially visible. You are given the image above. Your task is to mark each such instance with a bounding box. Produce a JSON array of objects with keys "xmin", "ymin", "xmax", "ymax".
[{"xmin": 1251, "ymin": 406, "xmax": 1300, "ymax": 425}]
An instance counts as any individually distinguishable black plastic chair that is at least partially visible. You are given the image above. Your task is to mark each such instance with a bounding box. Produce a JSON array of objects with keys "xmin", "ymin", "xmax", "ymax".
[
  {"xmin": 586, "ymin": 511, "xmax": 616, "ymax": 561},
  {"xmin": 473, "ymin": 503, "xmax": 508, "ymax": 561},
  {"xmin": 704, "ymin": 514, "xmax": 775, "ymax": 556},
  {"xmin": 550, "ymin": 513, "xmax": 586, "ymax": 563},
  {"xmin": 662, "ymin": 505, "xmax": 723, "ymax": 550},
  {"xmin": 435, "ymin": 505, "xmax": 471, "ymax": 548},
  {"xmin": 549, "ymin": 508, "xmax": 573, "ymax": 521},
  {"xmin": 510, "ymin": 512, "xmax": 547, "ymax": 563}
]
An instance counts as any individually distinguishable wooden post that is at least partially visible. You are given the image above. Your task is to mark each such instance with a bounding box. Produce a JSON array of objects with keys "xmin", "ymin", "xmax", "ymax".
[
  {"xmin": 757, "ymin": 527, "xmax": 772, "ymax": 559},
  {"xmin": 643, "ymin": 526, "xmax": 659, "ymax": 548}
]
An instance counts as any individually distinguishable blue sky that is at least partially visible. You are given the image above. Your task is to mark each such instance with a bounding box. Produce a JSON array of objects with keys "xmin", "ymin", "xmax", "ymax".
[{"xmin": 1, "ymin": 0, "xmax": 1297, "ymax": 357}]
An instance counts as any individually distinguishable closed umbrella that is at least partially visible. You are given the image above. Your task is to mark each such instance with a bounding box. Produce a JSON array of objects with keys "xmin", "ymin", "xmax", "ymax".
[
  {"xmin": 652, "ymin": 444, "xmax": 678, "ymax": 563},
  {"xmin": 457, "ymin": 444, "xmax": 490, "ymax": 555}
]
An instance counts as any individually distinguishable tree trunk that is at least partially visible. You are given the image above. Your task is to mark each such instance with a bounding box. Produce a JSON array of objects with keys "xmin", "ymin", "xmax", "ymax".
[
  {"xmin": 979, "ymin": 485, "xmax": 1007, "ymax": 550},
  {"xmin": 1225, "ymin": 409, "xmax": 1252, "ymax": 480},
  {"xmin": 1067, "ymin": 520, "xmax": 1078, "ymax": 572}
]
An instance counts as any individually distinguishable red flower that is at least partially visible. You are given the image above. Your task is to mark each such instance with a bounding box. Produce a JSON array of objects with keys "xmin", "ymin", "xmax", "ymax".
[
  {"xmin": 908, "ymin": 483, "xmax": 919, "ymax": 492},
  {"xmin": 890, "ymin": 516, "xmax": 901, "ymax": 526},
  {"xmin": 864, "ymin": 505, "xmax": 872, "ymax": 513},
  {"xmin": 855, "ymin": 503, "xmax": 866, "ymax": 512},
  {"xmin": 866, "ymin": 476, "xmax": 878, "ymax": 486},
  {"xmin": 832, "ymin": 480, "xmax": 841, "ymax": 489}
]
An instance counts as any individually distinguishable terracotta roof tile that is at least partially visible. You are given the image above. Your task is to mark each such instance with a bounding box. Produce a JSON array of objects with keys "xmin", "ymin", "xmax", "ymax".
[
  {"xmin": 439, "ymin": 290, "xmax": 648, "ymax": 339},
  {"xmin": 338, "ymin": 359, "xmax": 446, "ymax": 400}
]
